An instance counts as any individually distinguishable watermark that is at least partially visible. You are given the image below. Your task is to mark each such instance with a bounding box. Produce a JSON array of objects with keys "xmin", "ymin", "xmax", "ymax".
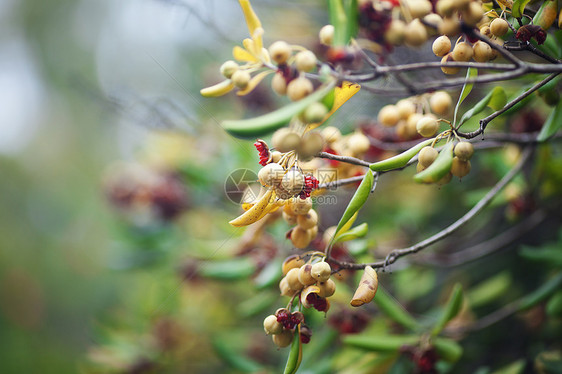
[{"xmin": 224, "ymin": 168, "xmax": 339, "ymax": 204}]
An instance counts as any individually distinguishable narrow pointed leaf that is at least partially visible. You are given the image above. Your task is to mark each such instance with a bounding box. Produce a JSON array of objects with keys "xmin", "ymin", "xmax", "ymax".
[
  {"xmin": 432, "ymin": 283, "xmax": 464, "ymax": 335},
  {"xmin": 334, "ymin": 171, "xmax": 374, "ymax": 237},
  {"xmin": 283, "ymin": 326, "xmax": 303, "ymax": 374},
  {"xmin": 414, "ymin": 142, "xmax": 454, "ymax": 184},
  {"xmin": 334, "ymin": 222, "xmax": 368, "ymax": 243},
  {"xmin": 370, "ymin": 138, "xmax": 434, "ymax": 172},
  {"xmin": 537, "ymin": 100, "xmax": 562, "ymax": 141},
  {"xmin": 454, "ymin": 68, "xmax": 478, "ymax": 126},
  {"xmin": 374, "ymin": 287, "xmax": 420, "ymax": 330},
  {"xmin": 512, "ymin": 0, "xmax": 531, "ymax": 18},
  {"xmin": 458, "ymin": 87, "xmax": 507, "ymax": 127}
]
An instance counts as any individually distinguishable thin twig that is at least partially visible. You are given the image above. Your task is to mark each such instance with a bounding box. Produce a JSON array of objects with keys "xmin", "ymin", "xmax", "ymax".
[
  {"xmin": 316, "ymin": 151, "xmax": 372, "ymax": 167},
  {"xmin": 328, "ymin": 147, "xmax": 534, "ymax": 270}
]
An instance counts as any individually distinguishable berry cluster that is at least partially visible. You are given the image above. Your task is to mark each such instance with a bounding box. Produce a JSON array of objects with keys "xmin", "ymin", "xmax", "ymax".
[
  {"xmin": 377, "ymin": 91, "xmax": 453, "ymax": 140},
  {"xmin": 263, "ymin": 308, "xmax": 305, "ymax": 348},
  {"xmin": 417, "ymin": 141, "xmax": 474, "ymax": 185},
  {"xmin": 254, "ymin": 140, "xmax": 270, "ymax": 166},
  {"xmin": 283, "ymin": 197, "xmax": 319, "ymax": 249}
]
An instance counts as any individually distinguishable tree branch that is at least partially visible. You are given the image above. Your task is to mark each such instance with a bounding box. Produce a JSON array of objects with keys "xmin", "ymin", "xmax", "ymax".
[{"xmin": 316, "ymin": 151, "xmax": 371, "ymax": 167}]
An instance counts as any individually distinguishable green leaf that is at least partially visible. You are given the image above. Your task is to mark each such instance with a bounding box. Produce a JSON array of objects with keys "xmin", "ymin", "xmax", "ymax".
[
  {"xmin": 467, "ymin": 271, "xmax": 511, "ymax": 308},
  {"xmin": 454, "ymin": 67, "xmax": 478, "ymax": 126},
  {"xmin": 546, "ymin": 291, "xmax": 562, "ymax": 317},
  {"xmin": 370, "ymin": 138, "xmax": 434, "ymax": 172},
  {"xmin": 432, "ymin": 283, "xmax": 464, "ymax": 336},
  {"xmin": 518, "ymin": 272, "xmax": 562, "ymax": 311},
  {"xmin": 334, "ymin": 171, "xmax": 374, "ymax": 237},
  {"xmin": 222, "ymin": 81, "xmax": 336, "ymax": 138},
  {"xmin": 532, "ymin": 0, "xmax": 558, "ymax": 31},
  {"xmin": 512, "ymin": 0, "xmax": 531, "ymax": 18},
  {"xmin": 334, "ymin": 222, "xmax": 368, "ymax": 243},
  {"xmin": 212, "ymin": 338, "xmax": 264, "ymax": 372},
  {"xmin": 345, "ymin": 0, "xmax": 359, "ymax": 42},
  {"xmin": 329, "ymin": 0, "xmax": 348, "ymax": 46},
  {"xmin": 254, "ymin": 256, "xmax": 283, "ymax": 289},
  {"xmin": 413, "ymin": 142, "xmax": 454, "ymax": 184},
  {"xmin": 200, "ymin": 257, "xmax": 256, "ymax": 280},
  {"xmin": 343, "ymin": 334, "xmax": 419, "ymax": 352},
  {"xmin": 537, "ymin": 100, "xmax": 562, "ymax": 142},
  {"xmin": 283, "ymin": 327, "xmax": 303, "ymax": 374},
  {"xmin": 458, "ymin": 87, "xmax": 507, "ymax": 127},
  {"xmin": 491, "ymin": 359, "xmax": 526, "ymax": 374},
  {"xmin": 374, "ymin": 287, "xmax": 420, "ymax": 331},
  {"xmin": 519, "ymin": 245, "xmax": 562, "ymax": 266},
  {"xmin": 433, "ymin": 338, "xmax": 463, "ymax": 363}
]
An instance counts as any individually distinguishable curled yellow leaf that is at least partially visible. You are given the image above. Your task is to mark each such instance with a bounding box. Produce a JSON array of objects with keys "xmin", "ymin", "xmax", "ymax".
[
  {"xmin": 229, "ymin": 188, "xmax": 275, "ymax": 227},
  {"xmin": 350, "ymin": 266, "xmax": 378, "ymax": 307},
  {"xmin": 239, "ymin": 0, "xmax": 262, "ymax": 37},
  {"xmin": 238, "ymin": 70, "xmax": 273, "ymax": 96},
  {"xmin": 200, "ymin": 80, "xmax": 235, "ymax": 97},
  {"xmin": 233, "ymin": 46, "xmax": 258, "ymax": 62}
]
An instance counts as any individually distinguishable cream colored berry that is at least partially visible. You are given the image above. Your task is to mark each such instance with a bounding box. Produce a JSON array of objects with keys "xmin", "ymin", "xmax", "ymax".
[
  {"xmin": 378, "ymin": 105, "xmax": 400, "ymax": 127},
  {"xmin": 272, "ymin": 128, "xmax": 300, "ymax": 152},
  {"xmin": 287, "ymin": 197, "xmax": 312, "ymax": 215},
  {"xmin": 272, "ymin": 73, "xmax": 287, "ymax": 95},
  {"xmin": 308, "ymin": 226, "xmax": 318, "ymax": 239},
  {"xmin": 405, "ymin": 19, "xmax": 428, "ymax": 47},
  {"xmin": 264, "ymin": 315, "xmax": 283, "ymax": 335},
  {"xmin": 405, "ymin": 0, "xmax": 432, "ymax": 19},
  {"xmin": 454, "ymin": 141, "xmax": 474, "ymax": 161},
  {"xmin": 480, "ymin": 25, "xmax": 492, "ymax": 38},
  {"xmin": 318, "ymin": 279, "xmax": 336, "ymax": 298},
  {"xmin": 424, "ymin": 13, "xmax": 444, "ymax": 36},
  {"xmin": 451, "ymin": 156, "xmax": 471, "ymax": 178},
  {"xmin": 258, "ymin": 162, "xmax": 285, "ymax": 187},
  {"xmin": 407, "ymin": 113, "xmax": 423, "ymax": 131},
  {"xmin": 291, "ymin": 226, "xmax": 312, "ymax": 249},
  {"xmin": 231, "ymin": 70, "xmax": 251, "ymax": 89},
  {"xmin": 452, "ymin": 42, "xmax": 473, "ymax": 62},
  {"xmin": 270, "ymin": 151, "xmax": 282, "ymax": 163},
  {"xmin": 396, "ymin": 99, "xmax": 416, "ymax": 119},
  {"xmin": 311, "ymin": 261, "xmax": 331, "ymax": 282},
  {"xmin": 297, "ymin": 209, "xmax": 318, "ymax": 230},
  {"xmin": 348, "ymin": 132, "xmax": 370, "ymax": 155},
  {"xmin": 269, "ymin": 41, "xmax": 292, "ymax": 65},
  {"xmin": 220, "ymin": 60, "xmax": 239, "ymax": 79},
  {"xmin": 441, "ymin": 53, "xmax": 460, "ymax": 75},
  {"xmin": 286, "ymin": 268, "xmax": 304, "ymax": 291},
  {"xmin": 282, "ymin": 169, "xmax": 305, "ymax": 196},
  {"xmin": 279, "ymin": 276, "xmax": 295, "ymax": 296},
  {"xmin": 439, "ymin": 17, "xmax": 461, "ymax": 36},
  {"xmin": 295, "ymin": 50, "xmax": 317, "ymax": 72},
  {"xmin": 432, "ymin": 35, "xmax": 451, "ymax": 57},
  {"xmin": 430, "ymin": 91, "xmax": 452, "ymax": 115},
  {"xmin": 437, "ymin": 172, "xmax": 453, "ymax": 185},
  {"xmin": 304, "ymin": 102, "xmax": 329, "ymax": 123},
  {"xmin": 384, "ymin": 19, "xmax": 406, "ymax": 46},
  {"xmin": 283, "ymin": 211, "xmax": 297, "ymax": 225},
  {"xmin": 272, "ymin": 329, "xmax": 293, "ymax": 348},
  {"xmin": 282, "ymin": 254, "xmax": 305, "ymax": 275},
  {"xmin": 298, "ymin": 264, "xmax": 316, "ymax": 286},
  {"xmin": 436, "ymin": 0, "xmax": 455, "ymax": 17},
  {"xmin": 418, "ymin": 146, "xmax": 438, "ymax": 168},
  {"xmin": 416, "ymin": 115, "xmax": 439, "ymax": 137},
  {"xmin": 322, "ymin": 126, "xmax": 342, "ymax": 143},
  {"xmin": 287, "ymin": 77, "xmax": 314, "ymax": 101},
  {"xmin": 319, "ymin": 24, "xmax": 335, "ymax": 45},
  {"xmin": 490, "ymin": 18, "xmax": 509, "ymax": 37},
  {"xmin": 473, "ymin": 41, "xmax": 493, "ymax": 62},
  {"xmin": 462, "ymin": 2, "xmax": 484, "ymax": 27}
]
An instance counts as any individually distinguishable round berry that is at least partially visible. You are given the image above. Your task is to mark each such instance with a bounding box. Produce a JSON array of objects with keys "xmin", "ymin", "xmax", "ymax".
[
  {"xmin": 287, "ymin": 77, "xmax": 314, "ymax": 101},
  {"xmin": 430, "ymin": 91, "xmax": 452, "ymax": 115},
  {"xmin": 348, "ymin": 132, "xmax": 370, "ymax": 155},
  {"xmin": 231, "ymin": 70, "xmax": 251, "ymax": 89},
  {"xmin": 416, "ymin": 115, "xmax": 439, "ymax": 137},
  {"xmin": 308, "ymin": 226, "xmax": 318, "ymax": 239},
  {"xmin": 298, "ymin": 264, "xmax": 316, "ymax": 286},
  {"xmin": 405, "ymin": 0, "xmax": 432, "ymax": 19},
  {"xmin": 432, "ymin": 35, "xmax": 451, "ymax": 57},
  {"xmin": 322, "ymin": 126, "xmax": 341, "ymax": 143},
  {"xmin": 318, "ymin": 279, "xmax": 336, "ymax": 298},
  {"xmin": 452, "ymin": 42, "xmax": 473, "ymax": 62},
  {"xmin": 436, "ymin": 0, "xmax": 455, "ymax": 17},
  {"xmin": 396, "ymin": 99, "xmax": 416, "ymax": 119},
  {"xmin": 282, "ymin": 254, "xmax": 305, "ymax": 275},
  {"xmin": 384, "ymin": 19, "xmax": 406, "ymax": 46},
  {"xmin": 378, "ymin": 105, "xmax": 400, "ymax": 127},
  {"xmin": 272, "ymin": 128, "xmax": 300, "ymax": 152},
  {"xmin": 454, "ymin": 141, "xmax": 474, "ymax": 161},
  {"xmin": 264, "ymin": 315, "xmax": 284, "ymax": 335},
  {"xmin": 441, "ymin": 53, "xmax": 460, "ymax": 75},
  {"xmin": 220, "ymin": 60, "xmax": 239, "ymax": 79},
  {"xmin": 291, "ymin": 226, "xmax": 312, "ymax": 249},
  {"xmin": 437, "ymin": 172, "xmax": 453, "ymax": 185},
  {"xmin": 283, "ymin": 211, "xmax": 297, "ymax": 225},
  {"xmin": 404, "ymin": 19, "xmax": 428, "ymax": 47},
  {"xmin": 311, "ymin": 262, "xmax": 331, "ymax": 282},
  {"xmin": 480, "ymin": 25, "xmax": 492, "ymax": 38},
  {"xmin": 473, "ymin": 41, "xmax": 493, "ymax": 62},
  {"xmin": 295, "ymin": 50, "xmax": 317, "ymax": 72},
  {"xmin": 258, "ymin": 162, "xmax": 285, "ymax": 186},
  {"xmin": 423, "ymin": 13, "xmax": 444, "ymax": 36},
  {"xmin": 490, "ymin": 18, "xmax": 509, "ymax": 37},
  {"xmin": 286, "ymin": 268, "xmax": 304, "ymax": 291},
  {"xmin": 462, "ymin": 2, "xmax": 484, "ymax": 27},
  {"xmin": 269, "ymin": 41, "xmax": 292, "ymax": 64},
  {"xmin": 319, "ymin": 24, "xmax": 335, "ymax": 45},
  {"xmin": 439, "ymin": 17, "xmax": 461, "ymax": 36},
  {"xmin": 272, "ymin": 329, "xmax": 293, "ymax": 348},
  {"xmin": 287, "ymin": 197, "xmax": 312, "ymax": 215},
  {"xmin": 272, "ymin": 73, "xmax": 287, "ymax": 95},
  {"xmin": 304, "ymin": 102, "xmax": 329, "ymax": 123},
  {"xmin": 418, "ymin": 146, "xmax": 439, "ymax": 168},
  {"xmin": 451, "ymin": 156, "xmax": 471, "ymax": 178},
  {"xmin": 297, "ymin": 209, "xmax": 318, "ymax": 230},
  {"xmin": 270, "ymin": 151, "xmax": 282, "ymax": 163}
]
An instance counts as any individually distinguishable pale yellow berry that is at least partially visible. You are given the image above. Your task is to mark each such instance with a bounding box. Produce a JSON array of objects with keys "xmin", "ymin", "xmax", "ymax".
[
  {"xmin": 454, "ymin": 141, "xmax": 474, "ymax": 161},
  {"xmin": 297, "ymin": 209, "xmax": 318, "ymax": 230},
  {"xmin": 282, "ymin": 169, "xmax": 305, "ymax": 196},
  {"xmin": 272, "ymin": 329, "xmax": 293, "ymax": 348},
  {"xmin": 287, "ymin": 197, "xmax": 312, "ymax": 215},
  {"xmin": 480, "ymin": 25, "xmax": 492, "ymax": 38},
  {"xmin": 439, "ymin": 17, "xmax": 461, "ymax": 37},
  {"xmin": 318, "ymin": 279, "xmax": 336, "ymax": 298},
  {"xmin": 396, "ymin": 99, "xmax": 416, "ymax": 119},
  {"xmin": 441, "ymin": 53, "xmax": 460, "ymax": 75},
  {"xmin": 220, "ymin": 60, "xmax": 239, "ymax": 79},
  {"xmin": 269, "ymin": 41, "xmax": 292, "ymax": 65},
  {"xmin": 264, "ymin": 315, "xmax": 283, "ymax": 335},
  {"xmin": 270, "ymin": 151, "xmax": 282, "ymax": 163},
  {"xmin": 231, "ymin": 70, "xmax": 251, "ymax": 89},
  {"xmin": 272, "ymin": 128, "xmax": 300, "ymax": 152},
  {"xmin": 348, "ymin": 132, "xmax": 371, "ymax": 155},
  {"xmin": 384, "ymin": 19, "xmax": 407, "ymax": 45},
  {"xmin": 282, "ymin": 254, "xmax": 305, "ymax": 275},
  {"xmin": 452, "ymin": 42, "xmax": 473, "ymax": 62},
  {"xmin": 304, "ymin": 102, "xmax": 329, "ymax": 124},
  {"xmin": 462, "ymin": 2, "xmax": 484, "ymax": 27},
  {"xmin": 416, "ymin": 115, "xmax": 439, "ymax": 137},
  {"xmin": 451, "ymin": 156, "xmax": 471, "ymax": 178},
  {"xmin": 437, "ymin": 172, "xmax": 453, "ymax": 185},
  {"xmin": 432, "ymin": 35, "xmax": 451, "ymax": 57},
  {"xmin": 418, "ymin": 146, "xmax": 438, "ymax": 168},
  {"xmin": 490, "ymin": 18, "xmax": 509, "ymax": 37},
  {"xmin": 272, "ymin": 73, "xmax": 287, "ymax": 95},
  {"xmin": 405, "ymin": 0, "xmax": 432, "ymax": 19},
  {"xmin": 430, "ymin": 91, "xmax": 453, "ymax": 115},
  {"xmin": 286, "ymin": 268, "xmax": 304, "ymax": 291},
  {"xmin": 291, "ymin": 226, "xmax": 312, "ymax": 249},
  {"xmin": 407, "ymin": 113, "xmax": 423, "ymax": 131},
  {"xmin": 311, "ymin": 261, "xmax": 331, "ymax": 282},
  {"xmin": 308, "ymin": 226, "xmax": 318, "ymax": 239},
  {"xmin": 258, "ymin": 162, "xmax": 285, "ymax": 187},
  {"xmin": 279, "ymin": 276, "xmax": 296, "ymax": 296},
  {"xmin": 436, "ymin": 0, "xmax": 454, "ymax": 17},
  {"xmin": 405, "ymin": 19, "xmax": 428, "ymax": 47},
  {"xmin": 423, "ymin": 13, "xmax": 444, "ymax": 36},
  {"xmin": 287, "ymin": 77, "xmax": 314, "ymax": 101},
  {"xmin": 295, "ymin": 50, "xmax": 317, "ymax": 72},
  {"xmin": 473, "ymin": 41, "xmax": 493, "ymax": 62},
  {"xmin": 298, "ymin": 264, "xmax": 316, "ymax": 286},
  {"xmin": 299, "ymin": 131, "xmax": 325, "ymax": 159},
  {"xmin": 322, "ymin": 126, "xmax": 341, "ymax": 143},
  {"xmin": 378, "ymin": 105, "xmax": 400, "ymax": 127},
  {"xmin": 283, "ymin": 211, "xmax": 297, "ymax": 225},
  {"xmin": 319, "ymin": 24, "xmax": 335, "ymax": 45}
]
